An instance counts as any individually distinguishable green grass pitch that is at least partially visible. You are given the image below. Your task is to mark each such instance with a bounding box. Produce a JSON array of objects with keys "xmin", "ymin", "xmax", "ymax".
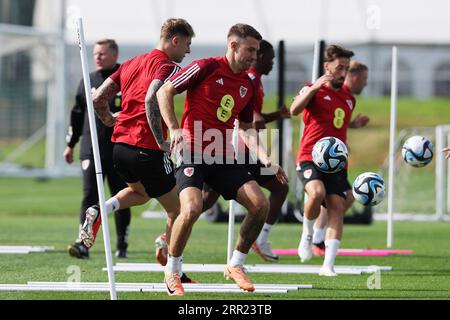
[
  {"xmin": 1, "ymin": 97, "xmax": 450, "ymax": 300},
  {"xmin": 0, "ymin": 177, "xmax": 449, "ymax": 300}
]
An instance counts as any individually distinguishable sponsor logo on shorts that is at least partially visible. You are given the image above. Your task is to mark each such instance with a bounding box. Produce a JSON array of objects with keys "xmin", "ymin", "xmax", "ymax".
[
  {"xmin": 303, "ymin": 169, "xmax": 312, "ymax": 179},
  {"xmin": 184, "ymin": 167, "xmax": 195, "ymax": 177}
]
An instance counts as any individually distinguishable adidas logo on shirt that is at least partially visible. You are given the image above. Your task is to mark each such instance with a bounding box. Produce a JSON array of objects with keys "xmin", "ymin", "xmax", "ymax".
[
  {"xmin": 324, "ymin": 95, "xmax": 331, "ymax": 101},
  {"xmin": 216, "ymin": 78, "xmax": 224, "ymax": 85}
]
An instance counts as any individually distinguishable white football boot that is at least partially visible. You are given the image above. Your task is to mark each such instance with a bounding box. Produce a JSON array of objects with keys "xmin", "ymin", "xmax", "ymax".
[{"xmin": 298, "ymin": 234, "xmax": 313, "ymax": 262}]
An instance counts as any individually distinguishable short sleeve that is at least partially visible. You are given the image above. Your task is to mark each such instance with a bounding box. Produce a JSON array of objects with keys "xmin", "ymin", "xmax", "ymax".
[
  {"xmin": 169, "ymin": 58, "xmax": 215, "ymax": 93},
  {"xmin": 154, "ymin": 63, "xmax": 181, "ymax": 83},
  {"xmin": 252, "ymin": 77, "xmax": 264, "ymax": 114},
  {"xmin": 297, "ymin": 82, "xmax": 313, "ymax": 96},
  {"xmin": 109, "ymin": 65, "xmax": 123, "ymax": 86}
]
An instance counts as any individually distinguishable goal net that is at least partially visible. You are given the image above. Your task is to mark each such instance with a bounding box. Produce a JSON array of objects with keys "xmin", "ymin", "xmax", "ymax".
[
  {"xmin": 0, "ymin": 23, "xmax": 70, "ymax": 177},
  {"xmin": 375, "ymin": 125, "xmax": 450, "ymax": 221}
]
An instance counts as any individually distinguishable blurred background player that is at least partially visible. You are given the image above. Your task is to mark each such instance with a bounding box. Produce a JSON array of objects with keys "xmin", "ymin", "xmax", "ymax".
[
  {"xmin": 290, "ymin": 45, "xmax": 355, "ymax": 276},
  {"xmin": 201, "ymin": 39, "xmax": 290, "ymax": 262},
  {"xmin": 64, "ymin": 39, "xmax": 131, "ymax": 259},
  {"xmin": 79, "ymin": 20, "xmax": 197, "ymax": 285},
  {"xmin": 157, "ymin": 24, "xmax": 288, "ymax": 296},
  {"xmin": 311, "ymin": 61, "xmax": 370, "ymax": 256}
]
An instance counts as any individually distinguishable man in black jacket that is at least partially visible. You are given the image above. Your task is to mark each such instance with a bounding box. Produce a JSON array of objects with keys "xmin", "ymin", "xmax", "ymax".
[{"xmin": 64, "ymin": 39, "xmax": 130, "ymax": 259}]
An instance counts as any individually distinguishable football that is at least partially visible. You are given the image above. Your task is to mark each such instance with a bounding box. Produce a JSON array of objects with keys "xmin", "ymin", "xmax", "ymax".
[
  {"xmin": 312, "ymin": 136, "xmax": 348, "ymax": 173},
  {"xmin": 352, "ymin": 172, "xmax": 386, "ymax": 206},
  {"xmin": 401, "ymin": 135, "xmax": 433, "ymax": 167}
]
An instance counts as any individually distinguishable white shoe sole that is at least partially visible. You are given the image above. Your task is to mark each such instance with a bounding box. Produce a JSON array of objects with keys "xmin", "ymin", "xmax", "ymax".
[
  {"xmin": 319, "ymin": 268, "xmax": 337, "ymax": 277},
  {"xmin": 80, "ymin": 209, "xmax": 97, "ymax": 248}
]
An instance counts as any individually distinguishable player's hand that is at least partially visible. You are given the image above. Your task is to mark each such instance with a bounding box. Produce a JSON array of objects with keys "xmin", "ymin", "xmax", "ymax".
[
  {"xmin": 63, "ymin": 147, "xmax": 74, "ymax": 164},
  {"xmin": 279, "ymin": 105, "xmax": 291, "ymax": 119},
  {"xmin": 261, "ymin": 159, "xmax": 289, "ymax": 185},
  {"xmin": 158, "ymin": 141, "xmax": 171, "ymax": 153},
  {"xmin": 170, "ymin": 128, "xmax": 184, "ymax": 153},
  {"xmin": 253, "ymin": 112, "xmax": 266, "ymax": 130},
  {"xmin": 103, "ymin": 111, "xmax": 119, "ymax": 127},
  {"xmin": 350, "ymin": 113, "xmax": 370, "ymax": 128},
  {"xmin": 266, "ymin": 163, "xmax": 289, "ymax": 185},
  {"xmin": 111, "ymin": 111, "xmax": 120, "ymax": 125},
  {"xmin": 442, "ymin": 147, "xmax": 450, "ymax": 160},
  {"xmin": 310, "ymin": 74, "xmax": 333, "ymax": 91}
]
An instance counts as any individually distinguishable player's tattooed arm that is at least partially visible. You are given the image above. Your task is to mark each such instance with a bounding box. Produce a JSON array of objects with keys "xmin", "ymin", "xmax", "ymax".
[
  {"xmin": 145, "ymin": 79, "xmax": 169, "ymax": 152},
  {"xmin": 92, "ymin": 78, "xmax": 120, "ymax": 127}
]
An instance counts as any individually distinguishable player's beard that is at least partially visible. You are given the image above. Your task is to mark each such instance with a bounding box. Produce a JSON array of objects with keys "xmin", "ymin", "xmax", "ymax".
[{"xmin": 330, "ymin": 78, "xmax": 345, "ymax": 89}]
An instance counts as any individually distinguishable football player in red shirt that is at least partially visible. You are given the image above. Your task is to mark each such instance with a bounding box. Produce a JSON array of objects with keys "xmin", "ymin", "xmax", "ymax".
[
  {"xmin": 201, "ymin": 40, "xmax": 290, "ymax": 263},
  {"xmin": 312, "ymin": 61, "xmax": 370, "ymax": 257},
  {"xmin": 79, "ymin": 19, "xmax": 195, "ymax": 281},
  {"xmin": 157, "ymin": 24, "xmax": 288, "ymax": 295},
  {"xmin": 290, "ymin": 45, "xmax": 355, "ymax": 276}
]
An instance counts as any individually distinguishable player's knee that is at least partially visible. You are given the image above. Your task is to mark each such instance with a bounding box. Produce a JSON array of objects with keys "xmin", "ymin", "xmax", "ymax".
[
  {"xmin": 308, "ymin": 188, "xmax": 326, "ymax": 204},
  {"xmin": 329, "ymin": 201, "xmax": 346, "ymax": 216},
  {"xmin": 251, "ymin": 196, "xmax": 270, "ymax": 218},
  {"xmin": 202, "ymin": 191, "xmax": 219, "ymax": 212},
  {"xmin": 180, "ymin": 201, "xmax": 202, "ymax": 222},
  {"xmin": 165, "ymin": 206, "xmax": 180, "ymax": 220},
  {"xmin": 277, "ymin": 183, "xmax": 289, "ymax": 198}
]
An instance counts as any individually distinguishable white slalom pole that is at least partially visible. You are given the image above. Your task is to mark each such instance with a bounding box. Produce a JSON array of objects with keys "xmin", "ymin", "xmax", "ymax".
[
  {"xmin": 387, "ymin": 46, "xmax": 398, "ymax": 249},
  {"xmin": 301, "ymin": 40, "xmax": 321, "ymax": 206},
  {"xmin": 76, "ymin": 17, "xmax": 117, "ymax": 300},
  {"xmin": 311, "ymin": 40, "xmax": 321, "ymax": 82},
  {"xmin": 227, "ymin": 120, "xmax": 239, "ymax": 263},
  {"xmin": 435, "ymin": 125, "xmax": 445, "ymax": 220}
]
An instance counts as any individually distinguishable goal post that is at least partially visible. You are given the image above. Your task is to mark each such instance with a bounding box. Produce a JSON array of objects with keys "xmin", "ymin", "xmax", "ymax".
[{"xmin": 0, "ymin": 23, "xmax": 69, "ymax": 177}]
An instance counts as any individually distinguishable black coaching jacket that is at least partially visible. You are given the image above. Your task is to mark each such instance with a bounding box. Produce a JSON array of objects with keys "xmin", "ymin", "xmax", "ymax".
[{"xmin": 65, "ymin": 64, "xmax": 121, "ymax": 160}]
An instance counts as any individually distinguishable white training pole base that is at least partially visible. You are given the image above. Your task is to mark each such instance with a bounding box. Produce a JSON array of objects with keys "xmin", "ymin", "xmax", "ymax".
[
  {"xmin": 104, "ymin": 263, "xmax": 391, "ymax": 275},
  {"xmin": 0, "ymin": 246, "xmax": 55, "ymax": 254},
  {"xmin": 0, "ymin": 282, "xmax": 314, "ymax": 294}
]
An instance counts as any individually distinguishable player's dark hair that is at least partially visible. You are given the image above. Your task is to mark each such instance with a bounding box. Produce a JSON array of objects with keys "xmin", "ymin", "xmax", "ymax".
[
  {"xmin": 324, "ymin": 45, "xmax": 354, "ymax": 62},
  {"xmin": 160, "ymin": 18, "xmax": 195, "ymax": 40},
  {"xmin": 258, "ymin": 40, "xmax": 273, "ymax": 54},
  {"xmin": 348, "ymin": 60, "xmax": 368, "ymax": 75},
  {"xmin": 227, "ymin": 23, "xmax": 262, "ymax": 41},
  {"xmin": 95, "ymin": 39, "xmax": 118, "ymax": 53}
]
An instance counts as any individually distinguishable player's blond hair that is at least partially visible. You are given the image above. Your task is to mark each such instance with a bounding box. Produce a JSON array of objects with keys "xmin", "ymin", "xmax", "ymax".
[
  {"xmin": 348, "ymin": 61, "xmax": 368, "ymax": 75},
  {"xmin": 160, "ymin": 18, "xmax": 195, "ymax": 40}
]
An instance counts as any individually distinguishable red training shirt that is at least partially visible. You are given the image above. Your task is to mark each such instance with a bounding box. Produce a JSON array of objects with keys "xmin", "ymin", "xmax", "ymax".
[
  {"xmin": 296, "ymin": 83, "xmax": 356, "ymax": 164},
  {"xmin": 170, "ymin": 56, "xmax": 256, "ymax": 158},
  {"xmin": 246, "ymin": 66, "xmax": 264, "ymax": 114},
  {"xmin": 109, "ymin": 49, "xmax": 180, "ymax": 150}
]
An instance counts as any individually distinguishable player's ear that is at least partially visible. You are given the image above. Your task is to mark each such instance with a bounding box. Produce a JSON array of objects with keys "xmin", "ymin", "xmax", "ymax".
[
  {"xmin": 171, "ymin": 35, "xmax": 179, "ymax": 47},
  {"xmin": 230, "ymin": 39, "xmax": 239, "ymax": 51},
  {"xmin": 324, "ymin": 62, "xmax": 331, "ymax": 74}
]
